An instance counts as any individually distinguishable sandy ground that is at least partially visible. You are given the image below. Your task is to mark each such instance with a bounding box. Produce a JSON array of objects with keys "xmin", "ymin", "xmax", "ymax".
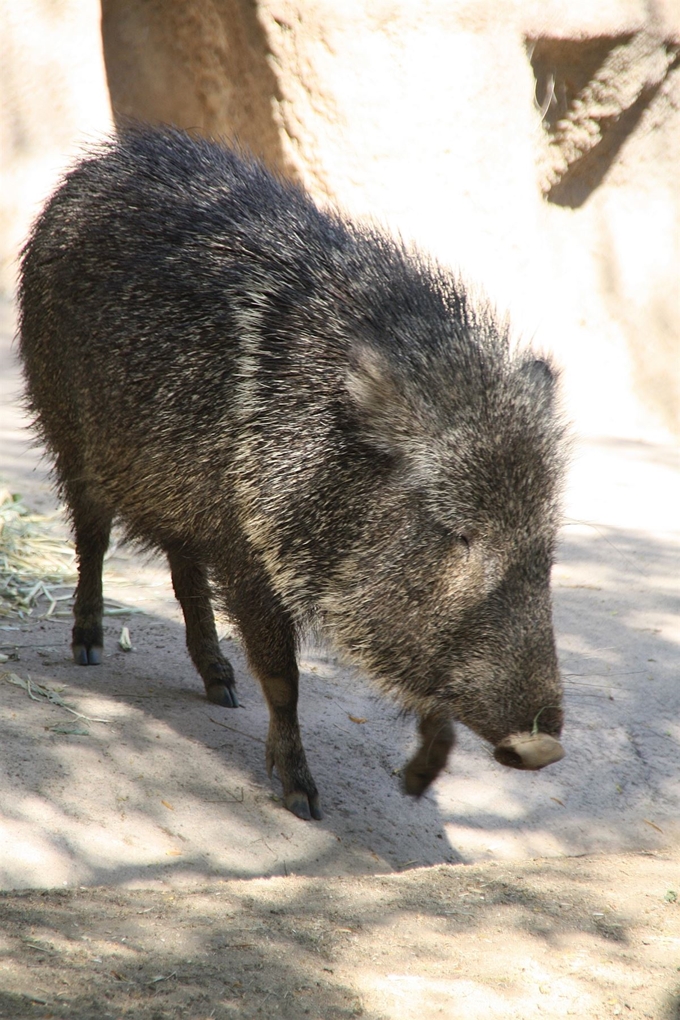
[{"xmin": 1, "ymin": 294, "xmax": 679, "ymax": 1018}]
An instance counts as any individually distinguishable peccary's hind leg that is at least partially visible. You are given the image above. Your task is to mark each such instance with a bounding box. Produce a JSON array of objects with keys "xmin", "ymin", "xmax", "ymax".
[
  {"xmin": 69, "ymin": 487, "xmax": 112, "ymax": 666},
  {"xmin": 166, "ymin": 545, "xmax": 238, "ymax": 708},
  {"xmin": 402, "ymin": 713, "xmax": 455, "ymax": 798}
]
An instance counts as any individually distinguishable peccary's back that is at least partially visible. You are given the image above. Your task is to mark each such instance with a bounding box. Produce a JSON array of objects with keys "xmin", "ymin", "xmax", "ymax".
[
  {"xmin": 19, "ymin": 129, "xmax": 565, "ymax": 628},
  {"xmin": 19, "ymin": 132, "xmax": 374, "ymax": 541},
  {"xmin": 19, "ymin": 132, "xmax": 349, "ymax": 441}
]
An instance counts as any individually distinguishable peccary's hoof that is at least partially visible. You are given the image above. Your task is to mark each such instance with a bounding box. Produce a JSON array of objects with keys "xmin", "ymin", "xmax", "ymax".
[
  {"xmin": 402, "ymin": 766, "xmax": 432, "ymax": 799},
  {"xmin": 72, "ymin": 644, "xmax": 103, "ymax": 665},
  {"xmin": 284, "ymin": 791, "xmax": 323, "ymax": 821},
  {"xmin": 206, "ymin": 682, "xmax": 239, "ymax": 708}
]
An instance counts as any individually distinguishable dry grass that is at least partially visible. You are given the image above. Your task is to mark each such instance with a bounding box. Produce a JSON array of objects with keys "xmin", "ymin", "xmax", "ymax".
[
  {"xmin": 0, "ymin": 488, "xmax": 76, "ymax": 620},
  {"xmin": 0, "ymin": 488, "xmax": 140, "ymax": 624}
]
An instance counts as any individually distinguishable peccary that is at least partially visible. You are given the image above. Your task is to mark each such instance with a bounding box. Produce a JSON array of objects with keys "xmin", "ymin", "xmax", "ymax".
[{"xmin": 19, "ymin": 129, "xmax": 567, "ymax": 820}]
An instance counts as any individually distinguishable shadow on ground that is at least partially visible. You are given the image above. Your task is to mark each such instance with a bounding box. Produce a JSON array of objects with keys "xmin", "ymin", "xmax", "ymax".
[
  {"xmin": 1, "ymin": 847, "xmax": 679, "ymax": 1020},
  {"xmin": 1, "ymin": 509, "xmax": 678, "ymax": 891}
]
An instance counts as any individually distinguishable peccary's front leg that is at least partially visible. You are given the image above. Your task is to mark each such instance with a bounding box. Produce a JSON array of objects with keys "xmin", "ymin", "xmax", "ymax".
[
  {"xmin": 229, "ymin": 579, "xmax": 321, "ymax": 820},
  {"xmin": 166, "ymin": 545, "xmax": 238, "ymax": 708},
  {"xmin": 261, "ymin": 665, "xmax": 322, "ymax": 822},
  {"xmin": 402, "ymin": 713, "xmax": 455, "ymax": 797}
]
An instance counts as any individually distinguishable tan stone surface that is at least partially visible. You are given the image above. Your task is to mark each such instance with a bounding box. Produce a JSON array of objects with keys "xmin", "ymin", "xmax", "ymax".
[
  {"xmin": 101, "ymin": 0, "xmax": 291, "ymax": 175},
  {"xmin": 0, "ymin": 1, "xmax": 112, "ymax": 295},
  {"xmin": 94, "ymin": 0, "xmax": 678, "ymax": 438},
  {"xmin": 3, "ymin": 0, "xmax": 679, "ymax": 434}
]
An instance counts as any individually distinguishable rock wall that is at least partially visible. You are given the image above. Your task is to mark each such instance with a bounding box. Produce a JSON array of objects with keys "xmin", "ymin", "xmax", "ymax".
[
  {"xmin": 2, "ymin": 1, "xmax": 678, "ymax": 437},
  {"xmin": 0, "ymin": 1, "xmax": 112, "ymax": 296}
]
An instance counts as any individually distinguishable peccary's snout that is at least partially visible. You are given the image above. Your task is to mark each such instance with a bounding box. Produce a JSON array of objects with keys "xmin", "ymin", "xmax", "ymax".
[{"xmin": 493, "ymin": 732, "xmax": 565, "ymax": 771}]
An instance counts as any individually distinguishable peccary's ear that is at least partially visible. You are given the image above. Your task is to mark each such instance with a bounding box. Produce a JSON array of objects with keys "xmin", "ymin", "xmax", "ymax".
[
  {"xmin": 520, "ymin": 356, "xmax": 558, "ymax": 411},
  {"xmin": 345, "ymin": 346, "xmax": 416, "ymax": 454}
]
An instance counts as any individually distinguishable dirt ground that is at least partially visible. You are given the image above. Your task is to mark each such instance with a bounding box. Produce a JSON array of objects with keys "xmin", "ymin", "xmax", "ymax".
[
  {"xmin": 1, "ymin": 292, "xmax": 679, "ymax": 1018},
  {"xmin": 0, "ymin": 850, "xmax": 679, "ymax": 1020}
]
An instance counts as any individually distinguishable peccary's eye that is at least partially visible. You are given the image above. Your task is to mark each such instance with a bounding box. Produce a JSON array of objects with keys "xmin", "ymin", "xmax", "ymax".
[{"xmin": 458, "ymin": 534, "xmax": 471, "ymax": 556}]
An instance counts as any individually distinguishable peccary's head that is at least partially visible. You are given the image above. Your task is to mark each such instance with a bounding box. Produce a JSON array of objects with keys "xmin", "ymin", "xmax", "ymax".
[{"xmin": 325, "ymin": 309, "xmax": 567, "ymax": 767}]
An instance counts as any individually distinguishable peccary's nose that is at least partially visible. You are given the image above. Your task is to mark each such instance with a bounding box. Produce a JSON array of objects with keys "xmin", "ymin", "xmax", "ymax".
[{"xmin": 493, "ymin": 732, "xmax": 565, "ymax": 770}]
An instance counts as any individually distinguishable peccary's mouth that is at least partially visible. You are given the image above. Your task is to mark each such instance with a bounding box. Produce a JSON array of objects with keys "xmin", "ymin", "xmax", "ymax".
[{"xmin": 493, "ymin": 732, "xmax": 564, "ymax": 770}]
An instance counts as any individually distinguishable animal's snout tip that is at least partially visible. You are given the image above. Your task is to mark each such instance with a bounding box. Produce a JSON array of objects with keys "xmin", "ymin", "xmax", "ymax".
[{"xmin": 494, "ymin": 732, "xmax": 565, "ymax": 771}]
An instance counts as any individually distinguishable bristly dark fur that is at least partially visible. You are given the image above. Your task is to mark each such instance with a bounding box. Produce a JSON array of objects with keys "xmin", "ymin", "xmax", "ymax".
[{"xmin": 18, "ymin": 127, "xmax": 568, "ymax": 819}]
